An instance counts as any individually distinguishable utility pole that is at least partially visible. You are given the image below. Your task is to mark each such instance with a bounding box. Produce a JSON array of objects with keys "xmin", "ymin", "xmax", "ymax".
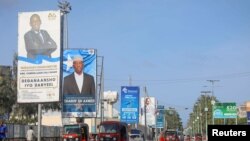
[
  {"xmin": 129, "ymin": 75, "xmax": 132, "ymax": 86},
  {"xmin": 144, "ymin": 86, "xmax": 148, "ymax": 140},
  {"xmin": 199, "ymin": 104, "xmax": 202, "ymax": 134},
  {"xmin": 201, "ymin": 91, "xmax": 211, "ymax": 141},
  {"xmin": 99, "ymin": 56, "xmax": 104, "ymax": 123},
  {"xmin": 207, "ymin": 80, "xmax": 219, "ymax": 125},
  {"xmin": 207, "ymin": 80, "xmax": 219, "ymax": 97}
]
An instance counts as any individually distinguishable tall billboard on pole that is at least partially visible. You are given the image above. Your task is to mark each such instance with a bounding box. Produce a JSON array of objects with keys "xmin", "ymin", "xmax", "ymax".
[
  {"xmin": 17, "ymin": 10, "xmax": 61, "ymax": 103},
  {"xmin": 156, "ymin": 105, "xmax": 165, "ymax": 128},
  {"xmin": 140, "ymin": 97, "xmax": 156, "ymax": 127},
  {"xmin": 120, "ymin": 86, "xmax": 140, "ymax": 124},
  {"xmin": 62, "ymin": 49, "xmax": 97, "ymax": 118},
  {"xmin": 213, "ymin": 102, "xmax": 237, "ymax": 119}
]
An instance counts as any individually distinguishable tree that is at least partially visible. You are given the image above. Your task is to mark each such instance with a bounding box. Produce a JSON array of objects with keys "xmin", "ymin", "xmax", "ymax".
[
  {"xmin": 0, "ymin": 65, "xmax": 15, "ymax": 120},
  {"xmin": 164, "ymin": 107, "xmax": 183, "ymax": 131},
  {"xmin": 187, "ymin": 94, "xmax": 218, "ymax": 134}
]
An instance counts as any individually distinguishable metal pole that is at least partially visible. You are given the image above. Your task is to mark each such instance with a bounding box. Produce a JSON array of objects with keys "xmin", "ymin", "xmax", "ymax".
[
  {"xmin": 38, "ymin": 104, "xmax": 41, "ymax": 141},
  {"xmin": 195, "ymin": 104, "xmax": 199, "ymax": 134},
  {"xmin": 201, "ymin": 91, "xmax": 211, "ymax": 140},
  {"xmin": 96, "ymin": 56, "xmax": 104, "ymax": 124},
  {"xmin": 102, "ymin": 58, "xmax": 104, "ymax": 122},
  {"xmin": 155, "ymin": 128, "xmax": 158, "ymax": 141},
  {"xmin": 192, "ymin": 121, "xmax": 194, "ymax": 136},
  {"xmin": 205, "ymin": 96, "xmax": 208, "ymax": 141},
  {"xmin": 144, "ymin": 87, "xmax": 147, "ymax": 141},
  {"xmin": 199, "ymin": 104, "xmax": 202, "ymax": 134},
  {"xmin": 207, "ymin": 80, "xmax": 219, "ymax": 125},
  {"xmin": 236, "ymin": 117, "xmax": 238, "ymax": 125},
  {"xmin": 197, "ymin": 116, "xmax": 199, "ymax": 133},
  {"xmin": 58, "ymin": 0, "xmax": 71, "ymax": 49},
  {"xmin": 101, "ymin": 58, "xmax": 104, "ymax": 122}
]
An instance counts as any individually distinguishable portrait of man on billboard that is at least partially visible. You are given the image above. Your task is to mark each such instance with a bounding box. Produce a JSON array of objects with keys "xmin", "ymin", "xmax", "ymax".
[
  {"xmin": 17, "ymin": 11, "xmax": 61, "ymax": 103},
  {"xmin": 62, "ymin": 49, "xmax": 97, "ymax": 118},
  {"xmin": 63, "ymin": 55, "xmax": 95, "ymax": 96},
  {"xmin": 140, "ymin": 97, "xmax": 156, "ymax": 126},
  {"xmin": 24, "ymin": 13, "xmax": 57, "ymax": 59}
]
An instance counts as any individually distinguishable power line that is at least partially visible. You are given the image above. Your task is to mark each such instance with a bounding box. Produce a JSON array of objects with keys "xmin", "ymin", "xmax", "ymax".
[{"xmin": 104, "ymin": 71, "xmax": 250, "ymax": 84}]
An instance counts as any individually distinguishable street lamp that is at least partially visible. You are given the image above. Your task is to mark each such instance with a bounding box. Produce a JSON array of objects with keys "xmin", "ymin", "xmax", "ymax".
[
  {"xmin": 211, "ymin": 99, "xmax": 216, "ymax": 124},
  {"xmin": 58, "ymin": 0, "xmax": 72, "ymax": 49},
  {"xmin": 207, "ymin": 80, "xmax": 219, "ymax": 125},
  {"xmin": 199, "ymin": 104, "xmax": 202, "ymax": 134},
  {"xmin": 201, "ymin": 91, "xmax": 211, "ymax": 141},
  {"xmin": 194, "ymin": 103, "xmax": 200, "ymax": 134}
]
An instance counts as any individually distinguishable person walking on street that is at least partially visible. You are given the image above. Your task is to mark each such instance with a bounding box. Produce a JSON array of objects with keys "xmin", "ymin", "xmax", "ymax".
[
  {"xmin": 0, "ymin": 120, "xmax": 7, "ymax": 141},
  {"xmin": 26, "ymin": 126, "xmax": 35, "ymax": 141}
]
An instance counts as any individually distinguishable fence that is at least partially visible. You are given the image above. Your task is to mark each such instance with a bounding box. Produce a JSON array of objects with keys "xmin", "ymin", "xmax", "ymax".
[{"xmin": 5, "ymin": 124, "xmax": 63, "ymax": 141}]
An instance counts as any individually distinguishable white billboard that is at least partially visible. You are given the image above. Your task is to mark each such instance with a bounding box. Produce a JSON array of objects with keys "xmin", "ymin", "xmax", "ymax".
[
  {"xmin": 140, "ymin": 97, "xmax": 156, "ymax": 126},
  {"xmin": 17, "ymin": 10, "xmax": 61, "ymax": 103}
]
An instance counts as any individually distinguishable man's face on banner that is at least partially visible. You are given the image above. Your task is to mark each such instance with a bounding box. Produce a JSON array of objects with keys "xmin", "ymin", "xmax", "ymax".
[
  {"xmin": 30, "ymin": 14, "xmax": 41, "ymax": 31},
  {"xmin": 145, "ymin": 98, "xmax": 150, "ymax": 106},
  {"xmin": 73, "ymin": 60, "xmax": 83, "ymax": 74}
]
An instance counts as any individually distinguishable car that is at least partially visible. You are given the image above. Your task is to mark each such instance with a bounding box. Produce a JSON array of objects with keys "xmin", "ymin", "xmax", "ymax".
[
  {"xmin": 158, "ymin": 129, "xmax": 180, "ymax": 141},
  {"xmin": 129, "ymin": 129, "xmax": 144, "ymax": 141}
]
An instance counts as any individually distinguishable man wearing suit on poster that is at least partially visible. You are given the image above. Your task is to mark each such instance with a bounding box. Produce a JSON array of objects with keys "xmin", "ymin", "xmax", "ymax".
[
  {"xmin": 24, "ymin": 14, "xmax": 57, "ymax": 59},
  {"xmin": 63, "ymin": 55, "xmax": 95, "ymax": 114},
  {"xmin": 63, "ymin": 55, "xmax": 95, "ymax": 96}
]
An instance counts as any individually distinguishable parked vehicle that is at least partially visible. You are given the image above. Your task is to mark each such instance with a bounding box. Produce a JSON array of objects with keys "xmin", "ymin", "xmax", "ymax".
[
  {"xmin": 62, "ymin": 123, "xmax": 89, "ymax": 141},
  {"xmin": 97, "ymin": 121, "xmax": 129, "ymax": 141},
  {"xmin": 158, "ymin": 129, "xmax": 180, "ymax": 141},
  {"xmin": 129, "ymin": 129, "xmax": 144, "ymax": 141}
]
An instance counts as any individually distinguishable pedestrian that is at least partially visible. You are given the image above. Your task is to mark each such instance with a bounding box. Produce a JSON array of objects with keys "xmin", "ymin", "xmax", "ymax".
[
  {"xmin": 0, "ymin": 120, "xmax": 7, "ymax": 141},
  {"xmin": 26, "ymin": 126, "xmax": 35, "ymax": 141}
]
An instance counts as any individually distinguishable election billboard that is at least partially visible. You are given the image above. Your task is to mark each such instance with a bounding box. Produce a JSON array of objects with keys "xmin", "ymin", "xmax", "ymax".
[
  {"xmin": 62, "ymin": 49, "xmax": 97, "ymax": 118},
  {"xmin": 140, "ymin": 97, "xmax": 156, "ymax": 126},
  {"xmin": 120, "ymin": 86, "xmax": 140, "ymax": 123},
  {"xmin": 17, "ymin": 10, "xmax": 61, "ymax": 103}
]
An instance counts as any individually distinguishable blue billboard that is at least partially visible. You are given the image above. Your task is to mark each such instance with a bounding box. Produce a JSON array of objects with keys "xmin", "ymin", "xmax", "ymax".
[
  {"xmin": 120, "ymin": 86, "xmax": 140, "ymax": 123},
  {"xmin": 156, "ymin": 105, "xmax": 165, "ymax": 128}
]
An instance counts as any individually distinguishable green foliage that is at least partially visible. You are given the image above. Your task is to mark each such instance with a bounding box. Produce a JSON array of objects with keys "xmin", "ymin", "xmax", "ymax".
[
  {"xmin": 186, "ymin": 94, "xmax": 247, "ymax": 135},
  {"xmin": 0, "ymin": 66, "xmax": 15, "ymax": 117},
  {"xmin": 164, "ymin": 108, "xmax": 183, "ymax": 131}
]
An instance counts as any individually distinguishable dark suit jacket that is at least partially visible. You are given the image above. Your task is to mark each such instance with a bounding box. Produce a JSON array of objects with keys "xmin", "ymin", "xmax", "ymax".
[
  {"xmin": 63, "ymin": 73, "xmax": 95, "ymax": 95},
  {"xmin": 24, "ymin": 29, "xmax": 57, "ymax": 59}
]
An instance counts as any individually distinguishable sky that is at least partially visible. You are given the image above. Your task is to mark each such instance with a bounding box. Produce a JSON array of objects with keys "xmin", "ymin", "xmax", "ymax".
[{"xmin": 1, "ymin": 0, "xmax": 250, "ymax": 127}]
